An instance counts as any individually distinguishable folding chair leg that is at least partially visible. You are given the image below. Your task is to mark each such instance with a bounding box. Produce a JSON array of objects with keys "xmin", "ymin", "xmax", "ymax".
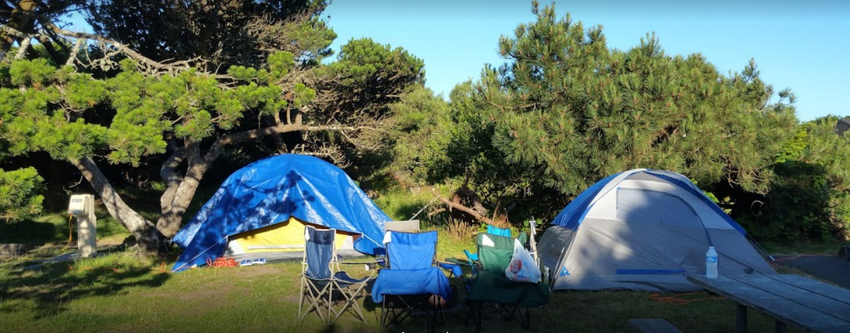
[
  {"xmin": 382, "ymin": 294, "xmax": 443, "ymax": 333},
  {"xmin": 315, "ymin": 285, "xmax": 330, "ymax": 323},
  {"xmin": 298, "ymin": 277, "xmax": 305, "ymax": 318},
  {"xmin": 506, "ymin": 306, "xmax": 531, "ymax": 329},
  {"xmin": 464, "ymin": 301, "xmax": 482, "ymax": 329},
  {"xmin": 431, "ymin": 300, "xmax": 442, "ymax": 333},
  {"xmin": 512, "ymin": 306, "xmax": 530, "ymax": 329},
  {"xmin": 494, "ymin": 303, "xmax": 512, "ymax": 320},
  {"xmin": 396, "ymin": 296, "xmax": 414, "ymax": 325},
  {"xmin": 381, "ymin": 297, "xmax": 392, "ymax": 327},
  {"xmin": 326, "ymin": 282, "xmax": 333, "ymax": 324},
  {"xmin": 523, "ymin": 307, "xmax": 529, "ymax": 329},
  {"xmin": 476, "ymin": 303, "xmax": 483, "ymax": 330},
  {"xmin": 298, "ymin": 279, "xmax": 332, "ymax": 324},
  {"xmin": 422, "ymin": 298, "xmax": 436, "ymax": 333},
  {"xmin": 471, "ymin": 303, "xmax": 533, "ymax": 331},
  {"xmin": 437, "ymin": 296, "xmax": 444, "ymax": 325},
  {"xmin": 329, "ymin": 281, "xmax": 369, "ymax": 325},
  {"xmin": 381, "ymin": 295, "xmax": 409, "ymax": 327}
]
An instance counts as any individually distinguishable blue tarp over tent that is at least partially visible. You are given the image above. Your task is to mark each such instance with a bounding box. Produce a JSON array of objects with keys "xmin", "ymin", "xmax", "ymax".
[{"xmin": 171, "ymin": 154, "xmax": 390, "ymax": 272}]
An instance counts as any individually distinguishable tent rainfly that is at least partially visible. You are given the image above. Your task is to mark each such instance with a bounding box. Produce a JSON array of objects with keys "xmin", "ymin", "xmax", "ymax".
[
  {"xmin": 538, "ymin": 169, "xmax": 775, "ymax": 292},
  {"xmin": 171, "ymin": 154, "xmax": 391, "ymax": 272}
]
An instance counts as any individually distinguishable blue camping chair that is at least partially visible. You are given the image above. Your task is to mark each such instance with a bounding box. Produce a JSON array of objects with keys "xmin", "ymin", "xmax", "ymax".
[
  {"xmin": 371, "ymin": 230, "xmax": 452, "ymax": 332},
  {"xmin": 298, "ymin": 226, "xmax": 372, "ymax": 325}
]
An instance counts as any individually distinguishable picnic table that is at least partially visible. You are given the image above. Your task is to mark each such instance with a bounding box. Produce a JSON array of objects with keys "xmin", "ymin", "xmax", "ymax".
[{"xmin": 687, "ymin": 274, "xmax": 850, "ymax": 333}]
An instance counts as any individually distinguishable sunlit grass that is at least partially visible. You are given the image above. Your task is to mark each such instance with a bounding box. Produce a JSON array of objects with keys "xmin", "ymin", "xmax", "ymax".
[
  {"xmin": 0, "ymin": 231, "xmax": 808, "ymax": 333},
  {"xmin": 0, "ymin": 186, "xmax": 826, "ymax": 332},
  {"xmin": 372, "ymin": 187, "xmax": 443, "ymax": 222}
]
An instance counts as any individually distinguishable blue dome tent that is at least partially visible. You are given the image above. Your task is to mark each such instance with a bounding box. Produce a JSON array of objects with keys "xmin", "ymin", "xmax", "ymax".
[
  {"xmin": 172, "ymin": 154, "xmax": 390, "ymax": 272},
  {"xmin": 537, "ymin": 169, "xmax": 775, "ymax": 291}
]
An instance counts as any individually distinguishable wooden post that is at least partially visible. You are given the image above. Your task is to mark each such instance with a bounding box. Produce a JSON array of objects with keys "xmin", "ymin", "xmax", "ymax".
[
  {"xmin": 736, "ymin": 303, "xmax": 748, "ymax": 333},
  {"xmin": 774, "ymin": 319, "xmax": 787, "ymax": 333}
]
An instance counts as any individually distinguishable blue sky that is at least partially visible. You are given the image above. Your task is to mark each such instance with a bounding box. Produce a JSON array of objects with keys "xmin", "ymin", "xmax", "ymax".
[{"xmin": 324, "ymin": 0, "xmax": 849, "ymax": 122}]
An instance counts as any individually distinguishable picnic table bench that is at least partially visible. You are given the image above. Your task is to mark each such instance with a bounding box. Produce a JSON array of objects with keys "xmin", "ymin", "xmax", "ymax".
[{"xmin": 687, "ymin": 274, "xmax": 850, "ymax": 333}]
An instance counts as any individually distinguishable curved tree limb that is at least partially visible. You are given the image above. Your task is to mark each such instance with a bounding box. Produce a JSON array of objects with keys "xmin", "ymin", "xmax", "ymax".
[
  {"xmin": 431, "ymin": 188, "xmax": 497, "ymax": 226},
  {"xmin": 201, "ymin": 123, "xmax": 372, "ymax": 166},
  {"xmin": 39, "ymin": 20, "xmax": 198, "ymax": 72},
  {"xmin": 158, "ymin": 143, "xmax": 186, "ymax": 214},
  {"xmin": 3, "ymin": 20, "xmax": 215, "ymax": 76},
  {"xmin": 70, "ymin": 156, "xmax": 161, "ymax": 256}
]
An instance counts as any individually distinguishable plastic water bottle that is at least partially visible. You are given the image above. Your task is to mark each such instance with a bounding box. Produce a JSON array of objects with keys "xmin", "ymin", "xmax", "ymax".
[{"xmin": 706, "ymin": 246, "xmax": 719, "ymax": 279}]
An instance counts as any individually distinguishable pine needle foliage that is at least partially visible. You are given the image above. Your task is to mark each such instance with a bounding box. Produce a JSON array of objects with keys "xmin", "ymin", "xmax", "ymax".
[{"xmin": 394, "ymin": 1, "xmax": 799, "ymax": 224}]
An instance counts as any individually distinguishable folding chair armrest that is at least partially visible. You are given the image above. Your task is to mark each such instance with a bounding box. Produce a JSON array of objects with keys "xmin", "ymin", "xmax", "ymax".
[
  {"xmin": 437, "ymin": 262, "xmax": 463, "ymax": 277},
  {"xmin": 303, "ymin": 274, "xmax": 335, "ymax": 282},
  {"xmin": 463, "ymin": 250, "xmax": 481, "ymax": 271},
  {"xmin": 444, "ymin": 257, "xmax": 471, "ymax": 267}
]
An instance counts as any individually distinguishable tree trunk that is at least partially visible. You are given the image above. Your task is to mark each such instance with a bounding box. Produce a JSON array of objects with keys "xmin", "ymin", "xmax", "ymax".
[
  {"xmin": 71, "ymin": 156, "xmax": 161, "ymax": 256},
  {"xmin": 157, "ymin": 144, "xmax": 186, "ymax": 239},
  {"xmin": 156, "ymin": 144, "xmax": 210, "ymax": 239}
]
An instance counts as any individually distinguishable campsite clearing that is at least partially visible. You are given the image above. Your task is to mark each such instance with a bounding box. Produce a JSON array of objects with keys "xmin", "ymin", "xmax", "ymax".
[
  {"xmin": 0, "ymin": 244, "xmax": 809, "ymax": 333},
  {"xmin": 0, "ymin": 174, "xmax": 842, "ymax": 332}
]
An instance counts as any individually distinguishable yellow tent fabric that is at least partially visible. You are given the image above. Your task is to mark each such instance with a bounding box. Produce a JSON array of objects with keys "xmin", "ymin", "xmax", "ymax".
[{"xmin": 228, "ymin": 217, "xmax": 355, "ymax": 254}]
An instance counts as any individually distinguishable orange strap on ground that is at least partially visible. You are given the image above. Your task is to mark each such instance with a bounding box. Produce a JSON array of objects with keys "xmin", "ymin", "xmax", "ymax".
[
  {"xmin": 650, "ymin": 292, "xmax": 726, "ymax": 305},
  {"xmin": 61, "ymin": 215, "xmax": 75, "ymax": 252},
  {"xmin": 771, "ymin": 253, "xmax": 830, "ymax": 263},
  {"xmin": 152, "ymin": 263, "xmax": 171, "ymax": 274},
  {"xmin": 770, "ymin": 253, "xmax": 831, "ymax": 269},
  {"xmin": 67, "ymin": 257, "xmax": 237, "ymax": 273},
  {"xmin": 206, "ymin": 256, "xmax": 238, "ymax": 268}
]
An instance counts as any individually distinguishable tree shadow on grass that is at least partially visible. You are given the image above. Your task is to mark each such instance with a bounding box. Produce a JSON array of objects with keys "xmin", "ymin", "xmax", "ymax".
[
  {"xmin": 0, "ymin": 220, "xmax": 58, "ymax": 244},
  {"xmin": 0, "ymin": 257, "xmax": 170, "ymax": 319}
]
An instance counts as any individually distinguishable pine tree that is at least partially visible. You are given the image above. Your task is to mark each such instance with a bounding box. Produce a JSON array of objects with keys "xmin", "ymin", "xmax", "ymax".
[
  {"xmin": 0, "ymin": 5, "xmax": 423, "ymax": 255},
  {"xmin": 397, "ymin": 1, "xmax": 798, "ymax": 225}
]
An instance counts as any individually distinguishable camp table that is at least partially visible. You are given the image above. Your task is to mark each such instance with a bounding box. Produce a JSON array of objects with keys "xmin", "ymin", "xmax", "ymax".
[{"xmin": 687, "ymin": 274, "xmax": 850, "ymax": 333}]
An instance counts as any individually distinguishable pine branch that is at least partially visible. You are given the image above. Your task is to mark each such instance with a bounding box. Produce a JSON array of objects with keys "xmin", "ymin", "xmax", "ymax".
[{"xmin": 2, "ymin": 21, "xmax": 221, "ymax": 77}]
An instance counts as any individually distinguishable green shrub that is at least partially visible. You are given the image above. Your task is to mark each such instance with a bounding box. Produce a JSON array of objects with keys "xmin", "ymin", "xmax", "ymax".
[{"xmin": 0, "ymin": 167, "xmax": 43, "ymax": 222}]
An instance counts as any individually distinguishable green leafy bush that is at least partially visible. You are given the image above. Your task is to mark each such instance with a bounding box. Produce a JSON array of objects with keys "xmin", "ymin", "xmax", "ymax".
[
  {"xmin": 753, "ymin": 116, "xmax": 850, "ymax": 242},
  {"xmin": 0, "ymin": 167, "xmax": 43, "ymax": 221}
]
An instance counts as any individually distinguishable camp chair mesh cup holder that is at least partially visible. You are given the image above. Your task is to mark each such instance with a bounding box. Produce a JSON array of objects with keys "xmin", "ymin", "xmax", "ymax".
[
  {"xmin": 298, "ymin": 226, "xmax": 373, "ymax": 325},
  {"xmin": 463, "ymin": 231, "xmax": 551, "ymax": 330},
  {"xmin": 373, "ymin": 230, "xmax": 453, "ymax": 332}
]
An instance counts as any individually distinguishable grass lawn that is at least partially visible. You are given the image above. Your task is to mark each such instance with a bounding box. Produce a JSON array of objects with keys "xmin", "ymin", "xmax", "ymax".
[
  {"xmin": 0, "ymin": 232, "xmax": 806, "ymax": 333},
  {"xmin": 0, "ymin": 188, "xmax": 831, "ymax": 332}
]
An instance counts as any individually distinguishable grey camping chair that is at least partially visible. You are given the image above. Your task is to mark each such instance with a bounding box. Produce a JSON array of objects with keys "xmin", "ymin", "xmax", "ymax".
[{"xmin": 298, "ymin": 226, "xmax": 373, "ymax": 325}]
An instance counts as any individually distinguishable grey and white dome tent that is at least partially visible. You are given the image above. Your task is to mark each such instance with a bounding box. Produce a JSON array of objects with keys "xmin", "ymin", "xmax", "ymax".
[{"xmin": 538, "ymin": 169, "xmax": 775, "ymax": 292}]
